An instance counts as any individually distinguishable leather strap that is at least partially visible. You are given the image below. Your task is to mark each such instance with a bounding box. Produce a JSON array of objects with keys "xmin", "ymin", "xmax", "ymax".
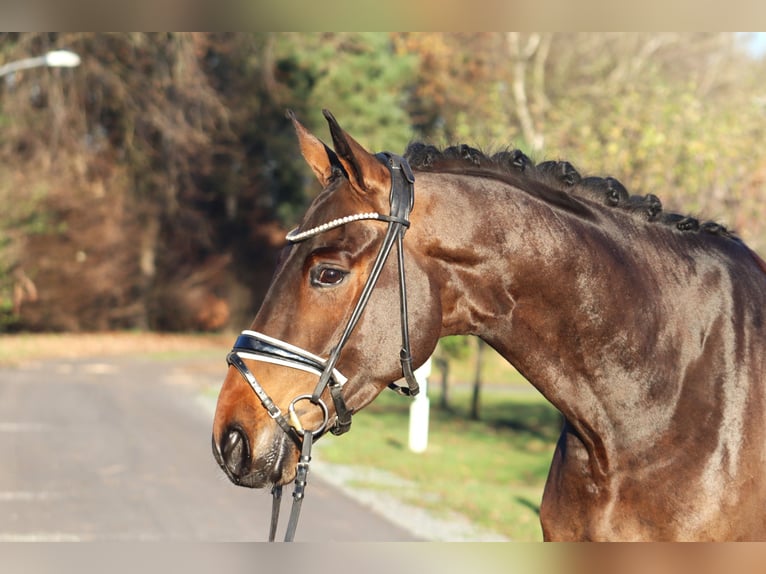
[
  {"xmin": 309, "ymin": 152, "xmax": 420, "ymax": 420},
  {"xmin": 226, "ymin": 352, "xmax": 299, "ymax": 441}
]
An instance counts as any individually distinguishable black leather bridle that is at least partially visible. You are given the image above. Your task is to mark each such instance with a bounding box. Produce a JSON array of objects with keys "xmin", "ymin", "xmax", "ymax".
[{"xmin": 225, "ymin": 152, "xmax": 418, "ymax": 541}]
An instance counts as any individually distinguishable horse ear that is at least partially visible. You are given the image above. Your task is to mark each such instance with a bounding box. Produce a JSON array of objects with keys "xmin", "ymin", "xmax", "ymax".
[
  {"xmin": 287, "ymin": 110, "xmax": 344, "ymax": 187},
  {"xmin": 322, "ymin": 109, "xmax": 389, "ymax": 195}
]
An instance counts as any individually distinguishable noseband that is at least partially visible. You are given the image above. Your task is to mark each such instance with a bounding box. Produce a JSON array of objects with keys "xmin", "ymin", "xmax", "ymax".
[{"xmin": 225, "ymin": 152, "xmax": 418, "ymax": 541}]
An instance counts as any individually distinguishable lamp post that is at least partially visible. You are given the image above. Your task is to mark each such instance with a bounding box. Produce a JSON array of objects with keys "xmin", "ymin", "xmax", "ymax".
[{"xmin": 0, "ymin": 50, "xmax": 81, "ymax": 79}]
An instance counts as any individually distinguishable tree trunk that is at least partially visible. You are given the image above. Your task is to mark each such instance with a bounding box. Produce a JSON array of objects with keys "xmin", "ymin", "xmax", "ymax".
[
  {"xmin": 506, "ymin": 32, "xmax": 544, "ymax": 153},
  {"xmin": 435, "ymin": 357, "xmax": 450, "ymax": 410},
  {"xmin": 137, "ymin": 215, "xmax": 159, "ymax": 330},
  {"xmin": 470, "ymin": 338, "xmax": 485, "ymax": 420}
]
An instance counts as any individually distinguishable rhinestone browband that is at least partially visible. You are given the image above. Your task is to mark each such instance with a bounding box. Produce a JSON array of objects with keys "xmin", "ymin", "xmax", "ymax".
[{"xmin": 285, "ymin": 212, "xmax": 387, "ymax": 243}]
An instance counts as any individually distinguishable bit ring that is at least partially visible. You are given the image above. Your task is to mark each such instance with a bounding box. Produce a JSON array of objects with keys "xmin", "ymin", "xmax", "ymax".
[{"xmin": 287, "ymin": 395, "xmax": 329, "ymax": 436}]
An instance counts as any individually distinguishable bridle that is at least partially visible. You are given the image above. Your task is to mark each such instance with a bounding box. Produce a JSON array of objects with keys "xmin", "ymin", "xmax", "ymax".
[{"xmin": 225, "ymin": 152, "xmax": 419, "ymax": 541}]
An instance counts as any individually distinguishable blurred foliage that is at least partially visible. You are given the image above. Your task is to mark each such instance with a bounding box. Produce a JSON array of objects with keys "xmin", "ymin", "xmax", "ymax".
[
  {"xmin": 0, "ymin": 32, "xmax": 764, "ymax": 332},
  {"xmin": 436, "ymin": 335, "xmax": 472, "ymax": 361},
  {"xmin": 272, "ymin": 33, "xmax": 417, "ymax": 152}
]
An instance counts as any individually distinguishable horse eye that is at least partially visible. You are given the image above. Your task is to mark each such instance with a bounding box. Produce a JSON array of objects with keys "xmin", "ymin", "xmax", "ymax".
[{"xmin": 311, "ymin": 266, "xmax": 347, "ymax": 287}]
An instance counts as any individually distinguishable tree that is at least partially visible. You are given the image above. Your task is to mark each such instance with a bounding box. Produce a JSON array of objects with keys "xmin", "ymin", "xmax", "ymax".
[
  {"xmin": 400, "ymin": 33, "xmax": 766, "ymax": 253},
  {"xmin": 433, "ymin": 335, "xmax": 472, "ymax": 410},
  {"xmin": 540, "ymin": 33, "xmax": 766, "ymax": 251},
  {"xmin": 2, "ymin": 33, "xmax": 765, "ymax": 332},
  {"xmin": 470, "ymin": 338, "xmax": 486, "ymax": 421},
  {"xmin": 269, "ymin": 33, "xmax": 417, "ymax": 154},
  {"xmin": 505, "ymin": 32, "xmax": 550, "ymax": 153},
  {"xmin": 0, "ymin": 33, "xmax": 246, "ymax": 330},
  {"xmin": 393, "ymin": 33, "xmax": 512, "ymax": 145},
  {"xmin": 0, "ymin": 33, "xmax": 419, "ymax": 331}
]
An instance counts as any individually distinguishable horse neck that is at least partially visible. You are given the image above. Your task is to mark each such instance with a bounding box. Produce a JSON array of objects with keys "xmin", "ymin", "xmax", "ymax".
[
  {"xmin": 414, "ymin": 172, "xmax": 695, "ymax": 459},
  {"xmin": 415, "ymin": 170, "xmax": 640, "ymax": 325}
]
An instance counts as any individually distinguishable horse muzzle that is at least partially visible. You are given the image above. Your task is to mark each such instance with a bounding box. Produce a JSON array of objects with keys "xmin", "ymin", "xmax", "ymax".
[{"xmin": 212, "ymin": 424, "xmax": 296, "ymax": 489}]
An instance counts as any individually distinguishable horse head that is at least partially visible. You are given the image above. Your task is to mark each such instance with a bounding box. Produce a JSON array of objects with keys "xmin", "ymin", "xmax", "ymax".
[{"xmin": 212, "ymin": 110, "xmax": 441, "ymax": 489}]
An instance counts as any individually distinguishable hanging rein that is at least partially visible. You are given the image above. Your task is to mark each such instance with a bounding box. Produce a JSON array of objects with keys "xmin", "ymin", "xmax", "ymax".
[{"xmin": 225, "ymin": 152, "xmax": 419, "ymax": 541}]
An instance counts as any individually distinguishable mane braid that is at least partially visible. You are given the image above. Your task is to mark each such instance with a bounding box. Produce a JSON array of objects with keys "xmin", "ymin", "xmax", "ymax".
[{"xmin": 404, "ymin": 142, "xmax": 738, "ymax": 242}]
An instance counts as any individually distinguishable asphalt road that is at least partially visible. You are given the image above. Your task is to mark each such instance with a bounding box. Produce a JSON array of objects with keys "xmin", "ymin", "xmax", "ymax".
[{"xmin": 0, "ymin": 355, "xmax": 418, "ymax": 542}]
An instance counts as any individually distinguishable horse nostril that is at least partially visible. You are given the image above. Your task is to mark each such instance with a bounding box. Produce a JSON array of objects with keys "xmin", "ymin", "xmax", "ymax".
[{"xmin": 220, "ymin": 426, "xmax": 250, "ymax": 479}]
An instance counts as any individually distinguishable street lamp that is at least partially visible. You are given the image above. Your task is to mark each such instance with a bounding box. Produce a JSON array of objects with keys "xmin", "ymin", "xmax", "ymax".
[{"xmin": 0, "ymin": 50, "xmax": 81, "ymax": 79}]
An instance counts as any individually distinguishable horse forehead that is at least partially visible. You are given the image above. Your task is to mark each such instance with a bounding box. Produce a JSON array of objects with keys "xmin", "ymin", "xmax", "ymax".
[{"xmin": 302, "ymin": 180, "xmax": 368, "ymax": 223}]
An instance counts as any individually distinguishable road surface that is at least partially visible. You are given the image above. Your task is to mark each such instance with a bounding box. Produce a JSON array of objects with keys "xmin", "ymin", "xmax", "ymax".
[{"xmin": 0, "ymin": 355, "xmax": 418, "ymax": 542}]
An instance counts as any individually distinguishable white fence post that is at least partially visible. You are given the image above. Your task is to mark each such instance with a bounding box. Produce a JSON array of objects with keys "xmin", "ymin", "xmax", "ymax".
[{"xmin": 408, "ymin": 357, "xmax": 431, "ymax": 453}]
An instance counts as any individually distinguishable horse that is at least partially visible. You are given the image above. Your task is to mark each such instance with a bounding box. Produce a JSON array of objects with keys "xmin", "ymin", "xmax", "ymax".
[{"xmin": 212, "ymin": 109, "xmax": 766, "ymax": 541}]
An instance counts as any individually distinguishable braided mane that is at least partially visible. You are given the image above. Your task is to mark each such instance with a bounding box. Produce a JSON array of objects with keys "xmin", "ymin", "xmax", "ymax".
[{"xmin": 404, "ymin": 143, "xmax": 737, "ymax": 241}]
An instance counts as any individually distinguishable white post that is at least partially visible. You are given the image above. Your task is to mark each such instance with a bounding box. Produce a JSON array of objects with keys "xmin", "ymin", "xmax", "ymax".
[{"xmin": 408, "ymin": 357, "xmax": 431, "ymax": 453}]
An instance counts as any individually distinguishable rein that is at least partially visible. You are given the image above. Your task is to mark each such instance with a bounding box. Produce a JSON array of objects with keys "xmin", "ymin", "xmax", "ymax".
[{"xmin": 225, "ymin": 152, "xmax": 418, "ymax": 541}]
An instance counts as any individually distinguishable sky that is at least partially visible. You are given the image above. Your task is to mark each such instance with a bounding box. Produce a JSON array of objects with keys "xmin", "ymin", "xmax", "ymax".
[{"xmin": 741, "ymin": 31, "xmax": 766, "ymax": 57}]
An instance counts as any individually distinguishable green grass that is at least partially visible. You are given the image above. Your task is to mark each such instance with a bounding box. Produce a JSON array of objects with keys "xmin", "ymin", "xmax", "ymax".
[
  {"xmin": 316, "ymin": 387, "xmax": 563, "ymax": 541},
  {"xmin": 433, "ymin": 336, "xmax": 530, "ymax": 388}
]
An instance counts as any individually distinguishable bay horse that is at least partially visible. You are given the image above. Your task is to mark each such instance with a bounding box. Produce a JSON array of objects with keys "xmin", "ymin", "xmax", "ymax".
[{"xmin": 212, "ymin": 109, "xmax": 766, "ymax": 541}]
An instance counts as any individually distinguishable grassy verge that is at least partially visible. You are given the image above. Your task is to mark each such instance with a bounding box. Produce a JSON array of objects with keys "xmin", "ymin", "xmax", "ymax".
[
  {"xmin": 317, "ymin": 387, "xmax": 562, "ymax": 542},
  {"xmin": 0, "ymin": 331, "xmax": 231, "ymax": 366},
  {"xmin": 433, "ymin": 338, "xmax": 530, "ymax": 389}
]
